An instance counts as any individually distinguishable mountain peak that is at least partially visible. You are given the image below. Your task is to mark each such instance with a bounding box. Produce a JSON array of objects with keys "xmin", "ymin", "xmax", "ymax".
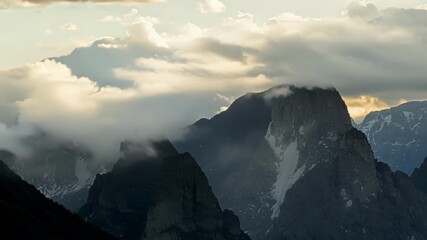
[
  {"xmin": 143, "ymin": 152, "xmax": 249, "ymax": 240},
  {"xmin": 269, "ymin": 86, "xmax": 352, "ymax": 138}
]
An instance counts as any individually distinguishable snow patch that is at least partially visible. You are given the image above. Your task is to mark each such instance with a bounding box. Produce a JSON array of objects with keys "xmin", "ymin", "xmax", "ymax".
[
  {"xmin": 299, "ymin": 126, "xmax": 304, "ymax": 135},
  {"xmin": 361, "ymin": 118, "xmax": 378, "ymax": 133},
  {"xmin": 384, "ymin": 114, "xmax": 392, "ymax": 123},
  {"xmin": 403, "ymin": 111, "xmax": 414, "ymax": 122},
  {"xmin": 265, "ymin": 123, "xmax": 305, "ymax": 219}
]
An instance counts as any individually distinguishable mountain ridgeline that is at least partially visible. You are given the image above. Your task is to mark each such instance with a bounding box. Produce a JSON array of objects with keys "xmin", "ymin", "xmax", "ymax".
[
  {"xmin": 79, "ymin": 140, "xmax": 249, "ymax": 240},
  {"xmin": 175, "ymin": 86, "xmax": 427, "ymax": 240},
  {"xmin": 0, "ymin": 133, "xmax": 99, "ymax": 212},
  {"xmin": 359, "ymin": 101, "xmax": 427, "ymax": 174},
  {"xmin": 0, "ymin": 160, "xmax": 115, "ymax": 240},
  {"xmin": 2, "ymin": 85, "xmax": 427, "ymax": 240}
]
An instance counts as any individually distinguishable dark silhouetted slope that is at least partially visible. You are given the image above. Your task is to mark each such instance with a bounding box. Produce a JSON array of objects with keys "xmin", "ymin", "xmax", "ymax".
[{"xmin": 0, "ymin": 160, "xmax": 115, "ymax": 240}]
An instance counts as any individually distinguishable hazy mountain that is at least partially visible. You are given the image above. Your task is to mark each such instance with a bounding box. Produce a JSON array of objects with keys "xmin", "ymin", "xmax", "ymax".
[
  {"xmin": 79, "ymin": 140, "xmax": 176, "ymax": 240},
  {"xmin": 2, "ymin": 133, "xmax": 102, "ymax": 211},
  {"xmin": 175, "ymin": 86, "xmax": 427, "ymax": 240},
  {"xmin": 360, "ymin": 101, "xmax": 427, "ymax": 174},
  {"xmin": 0, "ymin": 159, "xmax": 115, "ymax": 240},
  {"xmin": 143, "ymin": 152, "xmax": 249, "ymax": 240},
  {"xmin": 80, "ymin": 140, "xmax": 248, "ymax": 240}
]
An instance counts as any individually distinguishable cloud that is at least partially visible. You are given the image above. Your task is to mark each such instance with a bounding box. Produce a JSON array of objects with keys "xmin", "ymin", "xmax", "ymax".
[
  {"xmin": 343, "ymin": 96, "xmax": 391, "ymax": 121},
  {"xmin": 0, "ymin": 60, "xmax": 228, "ymax": 162},
  {"xmin": 2, "ymin": 2, "xmax": 427, "ymax": 163},
  {"xmin": 54, "ymin": 5, "xmax": 427, "ymax": 112},
  {"xmin": 198, "ymin": 0, "xmax": 226, "ymax": 14},
  {"xmin": 62, "ymin": 23, "xmax": 78, "ymax": 31},
  {"xmin": 0, "ymin": 0, "xmax": 159, "ymax": 8},
  {"xmin": 98, "ymin": 15, "xmax": 123, "ymax": 23},
  {"xmin": 98, "ymin": 8, "xmax": 159, "ymax": 25},
  {"xmin": 343, "ymin": 1, "xmax": 379, "ymax": 20},
  {"xmin": 127, "ymin": 20, "xmax": 168, "ymax": 48},
  {"xmin": 263, "ymin": 86, "xmax": 293, "ymax": 100}
]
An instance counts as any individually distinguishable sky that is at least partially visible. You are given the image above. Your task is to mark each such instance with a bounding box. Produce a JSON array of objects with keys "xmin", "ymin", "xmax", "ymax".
[{"xmin": 1, "ymin": 0, "xmax": 427, "ymax": 162}]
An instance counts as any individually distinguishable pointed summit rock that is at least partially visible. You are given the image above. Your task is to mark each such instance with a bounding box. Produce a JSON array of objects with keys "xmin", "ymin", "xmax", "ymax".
[
  {"xmin": 143, "ymin": 153, "xmax": 249, "ymax": 240},
  {"xmin": 80, "ymin": 140, "xmax": 249, "ymax": 240},
  {"xmin": 79, "ymin": 140, "xmax": 178, "ymax": 240},
  {"xmin": 176, "ymin": 85, "xmax": 427, "ymax": 240}
]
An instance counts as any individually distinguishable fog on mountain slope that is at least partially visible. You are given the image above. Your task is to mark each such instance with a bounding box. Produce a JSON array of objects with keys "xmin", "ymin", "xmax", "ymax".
[{"xmin": 79, "ymin": 139, "xmax": 249, "ymax": 240}]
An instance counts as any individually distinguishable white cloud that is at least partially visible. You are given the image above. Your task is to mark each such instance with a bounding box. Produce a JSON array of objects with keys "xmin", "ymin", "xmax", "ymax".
[
  {"xmin": 1, "ymin": 0, "xmax": 159, "ymax": 8},
  {"xmin": 417, "ymin": 4, "xmax": 427, "ymax": 10},
  {"xmin": 61, "ymin": 23, "xmax": 78, "ymax": 31},
  {"xmin": 0, "ymin": 60, "xmax": 227, "ymax": 162},
  {"xmin": 343, "ymin": 0, "xmax": 379, "ymax": 20},
  {"xmin": 2, "ymin": 2, "xmax": 427, "ymax": 163},
  {"xmin": 127, "ymin": 20, "xmax": 168, "ymax": 48},
  {"xmin": 198, "ymin": 0, "xmax": 226, "ymax": 14},
  {"xmin": 44, "ymin": 28, "xmax": 54, "ymax": 35},
  {"xmin": 98, "ymin": 15, "xmax": 123, "ymax": 23}
]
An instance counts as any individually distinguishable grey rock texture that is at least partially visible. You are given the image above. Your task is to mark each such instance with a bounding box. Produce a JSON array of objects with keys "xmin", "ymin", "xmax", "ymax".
[
  {"xmin": 360, "ymin": 101, "xmax": 427, "ymax": 174},
  {"xmin": 143, "ymin": 153, "xmax": 249, "ymax": 240},
  {"xmin": 79, "ymin": 140, "xmax": 178, "ymax": 240},
  {"xmin": 80, "ymin": 140, "xmax": 249, "ymax": 240},
  {"xmin": 176, "ymin": 85, "xmax": 427, "ymax": 240},
  {"xmin": 411, "ymin": 157, "xmax": 427, "ymax": 194}
]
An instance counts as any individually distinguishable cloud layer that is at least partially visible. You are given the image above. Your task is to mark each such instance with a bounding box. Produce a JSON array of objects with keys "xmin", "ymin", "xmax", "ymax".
[
  {"xmin": 1, "ymin": 1, "xmax": 427, "ymax": 163},
  {"xmin": 0, "ymin": 0, "xmax": 156, "ymax": 8},
  {"xmin": 198, "ymin": 0, "xmax": 226, "ymax": 14}
]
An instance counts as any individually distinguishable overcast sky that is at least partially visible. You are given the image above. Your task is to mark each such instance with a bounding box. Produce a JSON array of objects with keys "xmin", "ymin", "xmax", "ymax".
[{"xmin": 0, "ymin": 0, "xmax": 427, "ymax": 161}]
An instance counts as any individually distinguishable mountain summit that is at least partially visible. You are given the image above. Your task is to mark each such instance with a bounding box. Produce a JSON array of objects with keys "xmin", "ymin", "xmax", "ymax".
[
  {"xmin": 176, "ymin": 85, "xmax": 427, "ymax": 240},
  {"xmin": 80, "ymin": 140, "xmax": 249, "ymax": 240}
]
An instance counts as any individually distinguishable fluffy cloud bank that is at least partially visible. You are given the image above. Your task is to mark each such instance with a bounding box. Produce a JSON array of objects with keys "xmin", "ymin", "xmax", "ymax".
[
  {"xmin": 0, "ymin": 0, "xmax": 157, "ymax": 8},
  {"xmin": 1, "ymin": 1, "xmax": 427, "ymax": 163},
  {"xmin": 198, "ymin": 0, "xmax": 226, "ymax": 14},
  {"xmin": 0, "ymin": 60, "xmax": 230, "ymax": 162}
]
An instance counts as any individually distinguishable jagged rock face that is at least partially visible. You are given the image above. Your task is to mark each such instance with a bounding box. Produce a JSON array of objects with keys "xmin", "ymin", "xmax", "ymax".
[
  {"xmin": 0, "ymin": 160, "xmax": 115, "ymax": 240},
  {"xmin": 176, "ymin": 86, "xmax": 427, "ymax": 240},
  {"xmin": 360, "ymin": 101, "xmax": 427, "ymax": 174},
  {"xmin": 411, "ymin": 157, "xmax": 427, "ymax": 194},
  {"xmin": 79, "ymin": 140, "xmax": 178, "ymax": 240},
  {"xmin": 143, "ymin": 153, "xmax": 249, "ymax": 240},
  {"xmin": 175, "ymin": 88, "xmax": 274, "ymax": 239}
]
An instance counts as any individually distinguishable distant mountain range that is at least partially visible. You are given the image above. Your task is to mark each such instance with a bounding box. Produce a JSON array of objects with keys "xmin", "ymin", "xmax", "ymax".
[{"xmin": 359, "ymin": 101, "xmax": 427, "ymax": 174}]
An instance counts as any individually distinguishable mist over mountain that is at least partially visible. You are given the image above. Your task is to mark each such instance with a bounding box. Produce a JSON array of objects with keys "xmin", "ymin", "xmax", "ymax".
[
  {"xmin": 79, "ymin": 139, "xmax": 249, "ymax": 240},
  {"xmin": 2, "ymin": 0, "xmax": 427, "ymax": 239},
  {"xmin": 0, "ymin": 84, "xmax": 426, "ymax": 240}
]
